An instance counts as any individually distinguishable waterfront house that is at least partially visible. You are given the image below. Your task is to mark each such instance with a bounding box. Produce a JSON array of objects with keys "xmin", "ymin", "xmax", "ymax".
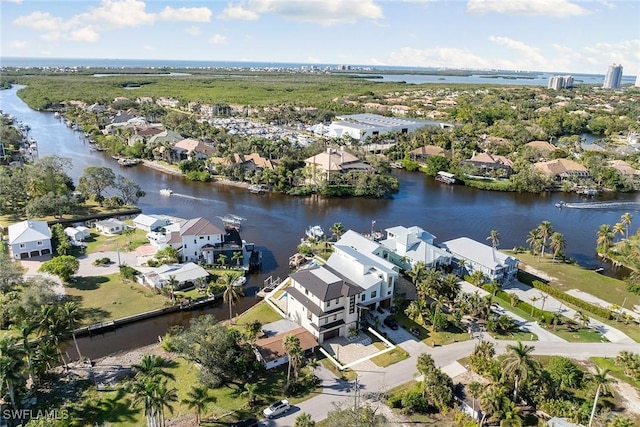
[
  {"xmin": 463, "ymin": 152, "xmax": 514, "ymax": 177},
  {"xmin": 254, "ymin": 327, "xmax": 318, "ymax": 369},
  {"xmin": 409, "ymin": 145, "xmax": 449, "ymax": 162},
  {"xmin": 233, "ymin": 152, "xmax": 276, "ymax": 172},
  {"xmin": 167, "ymin": 217, "xmax": 225, "ymax": 263},
  {"xmin": 94, "ymin": 218, "xmax": 126, "ymax": 235},
  {"xmin": 378, "ymin": 225, "xmax": 453, "ymax": 271},
  {"xmin": 440, "ymin": 237, "xmax": 519, "ymax": 283},
  {"xmin": 533, "ymin": 158, "xmax": 590, "ymax": 180},
  {"xmin": 7, "ymin": 220, "xmax": 52, "ymax": 259},
  {"xmin": 136, "ymin": 262, "xmax": 209, "ymax": 290},
  {"xmin": 304, "ymin": 148, "xmax": 373, "ymax": 184},
  {"xmin": 171, "ymin": 138, "xmax": 216, "ymax": 162},
  {"xmin": 133, "ymin": 214, "xmax": 171, "ymax": 232},
  {"xmin": 64, "ymin": 226, "xmax": 91, "ymax": 242},
  {"xmin": 609, "ymin": 159, "xmax": 640, "ymax": 176},
  {"xmin": 285, "ymin": 230, "xmax": 398, "ymax": 343}
]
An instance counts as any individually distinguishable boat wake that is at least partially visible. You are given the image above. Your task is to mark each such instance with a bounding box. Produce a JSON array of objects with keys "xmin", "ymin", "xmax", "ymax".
[
  {"xmin": 169, "ymin": 192, "xmax": 217, "ymax": 203},
  {"xmin": 562, "ymin": 201, "xmax": 640, "ymax": 210}
]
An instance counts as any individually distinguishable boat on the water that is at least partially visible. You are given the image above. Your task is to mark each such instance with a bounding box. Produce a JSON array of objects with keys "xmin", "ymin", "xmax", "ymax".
[
  {"xmin": 249, "ymin": 184, "xmax": 265, "ymax": 194},
  {"xmin": 555, "ymin": 201, "xmax": 566, "ymax": 208},
  {"xmin": 232, "ymin": 276, "xmax": 247, "ymax": 287},
  {"xmin": 435, "ymin": 171, "xmax": 457, "ymax": 184},
  {"xmin": 305, "ymin": 225, "xmax": 325, "ymax": 240},
  {"xmin": 218, "ymin": 214, "xmax": 246, "ymax": 230},
  {"xmin": 118, "ymin": 158, "xmax": 141, "ymax": 166},
  {"xmin": 160, "ymin": 188, "xmax": 173, "ymax": 196}
]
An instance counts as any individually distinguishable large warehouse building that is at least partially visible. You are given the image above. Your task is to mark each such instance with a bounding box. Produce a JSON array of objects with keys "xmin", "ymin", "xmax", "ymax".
[{"xmin": 320, "ymin": 113, "xmax": 452, "ymax": 142}]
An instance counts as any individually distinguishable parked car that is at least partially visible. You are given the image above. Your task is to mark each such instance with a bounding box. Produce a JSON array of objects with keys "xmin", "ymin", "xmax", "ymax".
[
  {"xmin": 383, "ymin": 316, "xmax": 399, "ymax": 330},
  {"xmin": 231, "ymin": 418, "xmax": 259, "ymax": 427},
  {"xmin": 263, "ymin": 399, "xmax": 290, "ymax": 419}
]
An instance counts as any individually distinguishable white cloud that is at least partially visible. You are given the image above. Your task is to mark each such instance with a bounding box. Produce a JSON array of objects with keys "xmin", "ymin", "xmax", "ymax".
[
  {"xmin": 9, "ymin": 40, "xmax": 28, "ymax": 48},
  {"xmin": 219, "ymin": 3, "xmax": 260, "ymax": 20},
  {"xmin": 185, "ymin": 26, "xmax": 202, "ymax": 36},
  {"xmin": 466, "ymin": 0, "xmax": 589, "ymax": 17},
  {"xmin": 73, "ymin": 0, "xmax": 155, "ymax": 29},
  {"xmin": 209, "ymin": 34, "xmax": 228, "ymax": 44},
  {"xmin": 220, "ymin": 0, "xmax": 383, "ymax": 25},
  {"xmin": 14, "ymin": 11, "xmax": 63, "ymax": 31},
  {"xmin": 159, "ymin": 6, "xmax": 212, "ymax": 22},
  {"xmin": 69, "ymin": 26, "xmax": 100, "ymax": 42}
]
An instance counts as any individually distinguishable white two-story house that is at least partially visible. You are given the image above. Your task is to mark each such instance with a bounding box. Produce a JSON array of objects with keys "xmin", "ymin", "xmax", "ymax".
[
  {"xmin": 378, "ymin": 225, "xmax": 453, "ymax": 271},
  {"xmin": 166, "ymin": 217, "xmax": 225, "ymax": 263},
  {"xmin": 285, "ymin": 230, "xmax": 398, "ymax": 343},
  {"xmin": 8, "ymin": 220, "xmax": 52, "ymax": 259},
  {"xmin": 440, "ymin": 237, "xmax": 519, "ymax": 283}
]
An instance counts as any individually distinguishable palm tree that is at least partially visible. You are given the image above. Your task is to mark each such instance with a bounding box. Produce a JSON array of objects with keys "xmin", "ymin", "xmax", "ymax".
[
  {"xmin": 596, "ymin": 224, "xmax": 614, "ymax": 258},
  {"xmin": 217, "ymin": 253, "xmax": 228, "ymax": 268},
  {"xmin": 220, "ymin": 273, "xmax": 243, "ymax": 322},
  {"xmin": 500, "ymin": 398, "xmax": 523, "ymax": 427},
  {"xmin": 231, "ymin": 251, "xmax": 243, "ymax": 267},
  {"xmin": 613, "ymin": 222, "xmax": 625, "ymax": 242},
  {"xmin": 182, "ymin": 384, "xmax": 216, "ymax": 425},
  {"xmin": 549, "ymin": 232, "xmax": 566, "ymax": 263},
  {"xmin": 165, "ymin": 275, "xmax": 178, "ymax": 302},
  {"xmin": 283, "ymin": 334, "xmax": 303, "ymax": 388},
  {"xmin": 244, "ymin": 320, "xmax": 263, "ymax": 343},
  {"xmin": 487, "ymin": 230, "xmax": 500, "ymax": 262},
  {"xmin": 129, "ymin": 377, "xmax": 160, "ymax": 427},
  {"xmin": 132, "ymin": 354, "xmax": 175, "ymax": 381},
  {"xmin": 15, "ymin": 318, "xmax": 37, "ymax": 386},
  {"xmin": 467, "ymin": 381, "xmax": 483, "ymax": 419},
  {"xmin": 621, "ymin": 212, "xmax": 632, "ymax": 240},
  {"xmin": 0, "ymin": 335, "xmax": 25, "ymax": 412},
  {"xmin": 407, "ymin": 261, "xmax": 427, "ymax": 285},
  {"xmin": 155, "ymin": 380, "xmax": 178, "ymax": 427},
  {"xmin": 457, "ymin": 258, "xmax": 468, "ymax": 276},
  {"xmin": 573, "ymin": 310, "xmax": 590, "ymax": 329},
  {"xmin": 526, "ymin": 228, "xmax": 543, "ymax": 255},
  {"xmin": 242, "ymin": 382, "xmax": 258, "ymax": 406},
  {"xmin": 294, "ymin": 412, "xmax": 316, "ymax": 427},
  {"xmin": 480, "ymin": 386, "xmax": 506, "ymax": 426},
  {"xmin": 537, "ymin": 221, "xmax": 553, "ymax": 259},
  {"xmin": 588, "ymin": 366, "xmax": 612, "ymax": 427},
  {"xmin": 59, "ymin": 301, "xmax": 84, "ymax": 360},
  {"xmin": 330, "ymin": 222, "xmax": 345, "ymax": 241},
  {"xmin": 503, "ymin": 341, "xmax": 539, "ymax": 402},
  {"xmin": 36, "ymin": 304, "xmax": 69, "ymax": 368},
  {"xmin": 416, "ymin": 353, "xmax": 436, "ymax": 397}
]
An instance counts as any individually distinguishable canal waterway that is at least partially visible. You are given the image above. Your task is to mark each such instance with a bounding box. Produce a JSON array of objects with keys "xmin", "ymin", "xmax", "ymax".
[{"xmin": 2, "ymin": 85, "xmax": 640, "ymax": 358}]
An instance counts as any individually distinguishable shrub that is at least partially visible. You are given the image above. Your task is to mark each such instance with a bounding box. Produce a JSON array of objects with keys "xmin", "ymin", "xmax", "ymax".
[
  {"xmin": 530, "ymin": 280, "xmax": 613, "ymax": 320},
  {"xmin": 92, "ymin": 257, "xmax": 111, "ymax": 266}
]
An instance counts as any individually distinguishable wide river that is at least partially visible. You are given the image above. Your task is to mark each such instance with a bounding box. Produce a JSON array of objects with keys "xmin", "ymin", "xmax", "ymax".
[{"xmin": 2, "ymin": 85, "xmax": 639, "ymax": 358}]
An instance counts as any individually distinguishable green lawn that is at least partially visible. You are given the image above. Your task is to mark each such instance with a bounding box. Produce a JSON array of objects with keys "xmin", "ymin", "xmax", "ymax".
[
  {"xmin": 370, "ymin": 346, "xmax": 410, "ymax": 367},
  {"xmin": 391, "ymin": 305, "xmax": 472, "ymax": 346},
  {"xmin": 591, "ymin": 356, "xmax": 640, "ymax": 390},
  {"xmin": 65, "ymin": 274, "xmax": 168, "ymax": 324},
  {"xmin": 512, "ymin": 251, "xmax": 640, "ymax": 309},
  {"xmin": 233, "ymin": 301, "xmax": 283, "ymax": 329},
  {"xmin": 553, "ymin": 328, "xmax": 608, "ymax": 343},
  {"xmin": 83, "ymin": 228, "xmax": 149, "ymax": 253}
]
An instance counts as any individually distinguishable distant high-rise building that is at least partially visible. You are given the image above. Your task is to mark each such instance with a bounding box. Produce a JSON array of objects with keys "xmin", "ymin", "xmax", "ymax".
[
  {"xmin": 548, "ymin": 75, "xmax": 574, "ymax": 90},
  {"xmin": 635, "ymin": 73, "xmax": 640, "ymax": 88},
  {"xmin": 603, "ymin": 63, "xmax": 623, "ymax": 89}
]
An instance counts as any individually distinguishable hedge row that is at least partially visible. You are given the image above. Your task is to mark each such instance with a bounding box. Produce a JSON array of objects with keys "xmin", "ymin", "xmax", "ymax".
[
  {"xmin": 531, "ymin": 280, "xmax": 613, "ymax": 320},
  {"xmin": 494, "ymin": 289, "xmax": 555, "ymax": 324}
]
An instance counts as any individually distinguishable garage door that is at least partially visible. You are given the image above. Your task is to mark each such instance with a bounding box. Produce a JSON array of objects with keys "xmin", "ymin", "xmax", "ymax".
[{"xmin": 323, "ymin": 329, "xmax": 340, "ymax": 341}]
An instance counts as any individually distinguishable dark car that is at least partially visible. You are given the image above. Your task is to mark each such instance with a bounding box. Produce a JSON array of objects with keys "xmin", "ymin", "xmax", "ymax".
[
  {"xmin": 231, "ymin": 418, "xmax": 259, "ymax": 427},
  {"xmin": 383, "ymin": 316, "xmax": 399, "ymax": 330}
]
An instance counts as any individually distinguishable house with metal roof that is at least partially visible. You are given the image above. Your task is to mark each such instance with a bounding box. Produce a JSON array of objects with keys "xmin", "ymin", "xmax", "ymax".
[
  {"xmin": 378, "ymin": 225, "xmax": 452, "ymax": 270},
  {"xmin": 133, "ymin": 214, "xmax": 172, "ymax": 232},
  {"xmin": 136, "ymin": 262, "xmax": 209, "ymax": 290},
  {"xmin": 326, "ymin": 113, "xmax": 450, "ymax": 142},
  {"xmin": 440, "ymin": 237, "xmax": 518, "ymax": 283},
  {"xmin": 285, "ymin": 230, "xmax": 398, "ymax": 343},
  {"xmin": 7, "ymin": 220, "xmax": 52, "ymax": 259}
]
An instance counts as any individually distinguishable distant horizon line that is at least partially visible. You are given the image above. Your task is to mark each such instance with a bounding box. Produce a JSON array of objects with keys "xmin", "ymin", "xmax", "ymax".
[{"xmin": 2, "ymin": 56, "xmax": 637, "ymax": 78}]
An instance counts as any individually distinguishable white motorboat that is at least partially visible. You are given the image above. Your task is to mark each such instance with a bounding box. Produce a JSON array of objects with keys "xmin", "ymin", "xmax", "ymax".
[
  {"xmin": 232, "ymin": 276, "xmax": 247, "ymax": 287},
  {"xmin": 305, "ymin": 225, "xmax": 325, "ymax": 240},
  {"xmin": 160, "ymin": 188, "xmax": 173, "ymax": 196}
]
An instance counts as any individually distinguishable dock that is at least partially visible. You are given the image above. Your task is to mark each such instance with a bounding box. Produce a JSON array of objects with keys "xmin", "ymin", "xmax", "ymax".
[{"xmin": 256, "ymin": 276, "xmax": 281, "ymax": 298}]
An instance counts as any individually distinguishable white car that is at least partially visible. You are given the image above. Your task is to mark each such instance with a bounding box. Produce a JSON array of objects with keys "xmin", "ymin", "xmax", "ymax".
[{"xmin": 262, "ymin": 399, "xmax": 290, "ymax": 419}]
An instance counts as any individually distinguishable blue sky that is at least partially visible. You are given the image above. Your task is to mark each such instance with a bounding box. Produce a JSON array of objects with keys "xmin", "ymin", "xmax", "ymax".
[{"xmin": 1, "ymin": 0, "xmax": 639, "ymax": 75}]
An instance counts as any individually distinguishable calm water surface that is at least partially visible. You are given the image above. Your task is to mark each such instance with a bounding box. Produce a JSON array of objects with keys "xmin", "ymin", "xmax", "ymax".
[{"xmin": 2, "ymin": 85, "xmax": 639, "ymax": 358}]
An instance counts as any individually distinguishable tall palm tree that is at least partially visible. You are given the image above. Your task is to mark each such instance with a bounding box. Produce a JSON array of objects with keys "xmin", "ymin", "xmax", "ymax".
[
  {"xmin": 283, "ymin": 334, "xmax": 303, "ymax": 388},
  {"xmin": 59, "ymin": 301, "xmax": 84, "ymax": 360},
  {"xmin": 613, "ymin": 223, "xmax": 625, "ymax": 242},
  {"xmin": 503, "ymin": 341, "xmax": 539, "ymax": 402},
  {"xmin": 15, "ymin": 318, "xmax": 37, "ymax": 386},
  {"xmin": 526, "ymin": 228, "xmax": 543, "ymax": 256},
  {"xmin": 220, "ymin": 273, "xmax": 243, "ymax": 322},
  {"xmin": 407, "ymin": 261, "xmax": 427, "ymax": 285},
  {"xmin": 596, "ymin": 224, "xmax": 614, "ymax": 258},
  {"xmin": 467, "ymin": 381, "xmax": 483, "ymax": 419},
  {"xmin": 154, "ymin": 379, "xmax": 178, "ymax": 427},
  {"xmin": 36, "ymin": 304, "xmax": 69, "ymax": 368},
  {"xmin": 549, "ymin": 232, "xmax": 566, "ymax": 263},
  {"xmin": 182, "ymin": 384, "xmax": 216, "ymax": 425},
  {"xmin": 132, "ymin": 354, "xmax": 175, "ymax": 381},
  {"xmin": 588, "ymin": 367, "xmax": 612, "ymax": 427},
  {"xmin": 0, "ymin": 335, "xmax": 25, "ymax": 412},
  {"xmin": 487, "ymin": 230, "xmax": 500, "ymax": 262},
  {"xmin": 621, "ymin": 212, "xmax": 632, "ymax": 240},
  {"xmin": 537, "ymin": 221, "xmax": 553, "ymax": 259},
  {"xmin": 129, "ymin": 376, "xmax": 159, "ymax": 427},
  {"xmin": 165, "ymin": 275, "xmax": 178, "ymax": 302},
  {"xmin": 330, "ymin": 222, "xmax": 345, "ymax": 241}
]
